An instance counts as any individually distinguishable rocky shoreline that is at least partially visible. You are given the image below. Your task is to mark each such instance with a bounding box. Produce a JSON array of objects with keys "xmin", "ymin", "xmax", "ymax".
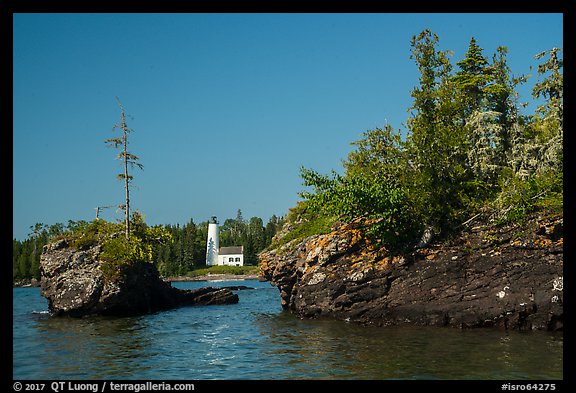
[
  {"xmin": 13, "ymin": 279, "xmax": 41, "ymax": 288},
  {"xmin": 165, "ymin": 273, "xmax": 260, "ymax": 282},
  {"xmin": 259, "ymin": 214, "xmax": 563, "ymax": 331},
  {"xmin": 14, "ymin": 274, "xmax": 261, "ymax": 288}
]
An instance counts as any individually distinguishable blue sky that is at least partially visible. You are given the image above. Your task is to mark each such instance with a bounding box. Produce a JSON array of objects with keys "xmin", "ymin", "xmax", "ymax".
[{"xmin": 12, "ymin": 13, "xmax": 563, "ymax": 240}]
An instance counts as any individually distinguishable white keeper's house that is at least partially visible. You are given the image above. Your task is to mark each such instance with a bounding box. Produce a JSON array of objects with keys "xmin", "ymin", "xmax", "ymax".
[
  {"xmin": 218, "ymin": 246, "xmax": 244, "ymax": 267},
  {"xmin": 206, "ymin": 216, "xmax": 244, "ymax": 267}
]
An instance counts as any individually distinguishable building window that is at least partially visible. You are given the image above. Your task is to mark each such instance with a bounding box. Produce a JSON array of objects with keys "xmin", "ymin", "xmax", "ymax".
[
  {"xmin": 235, "ymin": 257, "xmax": 241, "ymax": 262},
  {"xmin": 229, "ymin": 257, "xmax": 234, "ymax": 263}
]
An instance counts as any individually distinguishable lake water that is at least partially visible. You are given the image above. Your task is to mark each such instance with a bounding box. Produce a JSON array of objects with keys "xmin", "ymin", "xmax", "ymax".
[{"xmin": 13, "ymin": 280, "xmax": 563, "ymax": 380}]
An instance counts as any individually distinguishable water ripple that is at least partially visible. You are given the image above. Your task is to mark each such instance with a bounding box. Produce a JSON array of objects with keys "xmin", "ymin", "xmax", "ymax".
[{"xmin": 13, "ymin": 283, "xmax": 563, "ymax": 380}]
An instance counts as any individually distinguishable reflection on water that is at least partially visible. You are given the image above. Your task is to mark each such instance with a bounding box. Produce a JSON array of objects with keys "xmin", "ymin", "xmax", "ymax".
[
  {"xmin": 13, "ymin": 284, "xmax": 562, "ymax": 380},
  {"xmin": 35, "ymin": 316, "xmax": 155, "ymax": 378},
  {"xmin": 255, "ymin": 312, "xmax": 563, "ymax": 379}
]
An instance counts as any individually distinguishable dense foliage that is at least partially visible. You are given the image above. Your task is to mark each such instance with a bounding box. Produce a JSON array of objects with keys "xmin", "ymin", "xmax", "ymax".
[
  {"xmin": 296, "ymin": 29, "xmax": 562, "ymax": 251},
  {"xmin": 12, "ymin": 210, "xmax": 283, "ymax": 282}
]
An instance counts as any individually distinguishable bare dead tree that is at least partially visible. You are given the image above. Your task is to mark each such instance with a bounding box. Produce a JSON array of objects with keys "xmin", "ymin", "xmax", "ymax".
[
  {"xmin": 104, "ymin": 97, "xmax": 143, "ymax": 241},
  {"xmin": 94, "ymin": 205, "xmax": 117, "ymax": 220}
]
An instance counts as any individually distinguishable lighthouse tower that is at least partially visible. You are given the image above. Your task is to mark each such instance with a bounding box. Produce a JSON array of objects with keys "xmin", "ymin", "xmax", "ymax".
[{"xmin": 206, "ymin": 216, "xmax": 219, "ymax": 266}]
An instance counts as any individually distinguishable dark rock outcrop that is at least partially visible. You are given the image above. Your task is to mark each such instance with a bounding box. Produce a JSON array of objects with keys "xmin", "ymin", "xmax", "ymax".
[
  {"xmin": 260, "ymin": 214, "xmax": 563, "ymax": 331},
  {"xmin": 40, "ymin": 240, "xmax": 238, "ymax": 317}
]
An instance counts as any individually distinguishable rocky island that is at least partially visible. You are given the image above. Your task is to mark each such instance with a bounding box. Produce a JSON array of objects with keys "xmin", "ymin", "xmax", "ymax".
[
  {"xmin": 40, "ymin": 239, "xmax": 238, "ymax": 317},
  {"xmin": 257, "ymin": 35, "xmax": 563, "ymax": 333},
  {"xmin": 259, "ymin": 213, "xmax": 563, "ymax": 331}
]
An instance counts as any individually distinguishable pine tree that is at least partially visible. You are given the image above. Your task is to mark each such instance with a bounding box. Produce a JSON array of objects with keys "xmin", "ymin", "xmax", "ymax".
[
  {"xmin": 453, "ymin": 37, "xmax": 492, "ymax": 116},
  {"xmin": 454, "ymin": 39, "xmax": 524, "ymax": 187},
  {"xmin": 17, "ymin": 253, "xmax": 30, "ymax": 281},
  {"xmin": 485, "ymin": 46, "xmax": 528, "ymax": 166},
  {"xmin": 248, "ymin": 217, "xmax": 265, "ymax": 253},
  {"xmin": 532, "ymin": 48, "xmax": 563, "ymax": 134}
]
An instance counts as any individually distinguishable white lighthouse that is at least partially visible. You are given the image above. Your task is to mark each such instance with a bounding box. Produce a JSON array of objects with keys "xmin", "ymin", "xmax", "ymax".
[{"xmin": 206, "ymin": 216, "xmax": 219, "ymax": 266}]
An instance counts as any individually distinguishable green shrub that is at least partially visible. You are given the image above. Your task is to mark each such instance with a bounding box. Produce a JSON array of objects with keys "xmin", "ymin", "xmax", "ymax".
[
  {"xmin": 61, "ymin": 217, "xmax": 173, "ymax": 280},
  {"xmin": 299, "ymin": 167, "xmax": 420, "ymax": 249},
  {"xmin": 267, "ymin": 201, "xmax": 336, "ymax": 250},
  {"xmin": 278, "ymin": 214, "xmax": 336, "ymax": 247}
]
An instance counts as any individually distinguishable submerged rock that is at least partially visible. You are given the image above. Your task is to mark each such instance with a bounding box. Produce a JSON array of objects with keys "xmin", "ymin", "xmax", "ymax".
[
  {"xmin": 260, "ymin": 215, "xmax": 563, "ymax": 331},
  {"xmin": 40, "ymin": 239, "xmax": 238, "ymax": 317}
]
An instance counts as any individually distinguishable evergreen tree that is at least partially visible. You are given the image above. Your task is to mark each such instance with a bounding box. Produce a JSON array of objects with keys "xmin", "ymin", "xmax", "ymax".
[
  {"xmin": 13, "ymin": 239, "xmax": 22, "ymax": 280},
  {"xmin": 406, "ymin": 29, "xmax": 471, "ymax": 229},
  {"xmin": 264, "ymin": 215, "xmax": 281, "ymax": 245},
  {"xmin": 463, "ymin": 110, "xmax": 503, "ymax": 183},
  {"xmin": 533, "ymin": 47, "xmax": 563, "ymax": 126},
  {"xmin": 265, "ymin": 216, "xmax": 275, "ymax": 242},
  {"xmin": 453, "ymin": 40, "xmax": 524, "ymax": 184},
  {"xmin": 48, "ymin": 223, "xmax": 65, "ymax": 239},
  {"xmin": 453, "ymin": 37, "xmax": 493, "ymax": 116},
  {"xmin": 13, "ymin": 223, "xmax": 55, "ymax": 281},
  {"xmin": 28, "ymin": 223, "xmax": 46, "ymax": 280},
  {"xmin": 485, "ymin": 46, "xmax": 528, "ymax": 166},
  {"xmin": 248, "ymin": 217, "xmax": 265, "ymax": 259},
  {"xmin": 17, "ymin": 253, "xmax": 30, "ymax": 281},
  {"xmin": 509, "ymin": 48, "xmax": 563, "ymax": 179},
  {"xmin": 181, "ymin": 219, "xmax": 197, "ymax": 271}
]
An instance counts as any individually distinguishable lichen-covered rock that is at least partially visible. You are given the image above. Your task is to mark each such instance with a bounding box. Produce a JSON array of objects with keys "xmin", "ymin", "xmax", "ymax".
[
  {"xmin": 259, "ymin": 215, "xmax": 563, "ymax": 331},
  {"xmin": 40, "ymin": 239, "xmax": 238, "ymax": 317}
]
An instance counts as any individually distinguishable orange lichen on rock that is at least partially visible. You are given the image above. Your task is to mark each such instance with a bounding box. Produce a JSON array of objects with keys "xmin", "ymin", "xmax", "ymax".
[
  {"xmin": 374, "ymin": 257, "xmax": 390, "ymax": 270},
  {"xmin": 533, "ymin": 237, "xmax": 553, "ymax": 248}
]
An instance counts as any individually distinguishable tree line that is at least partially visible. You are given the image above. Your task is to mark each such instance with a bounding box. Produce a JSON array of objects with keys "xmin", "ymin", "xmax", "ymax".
[
  {"xmin": 12, "ymin": 211, "xmax": 284, "ymax": 282},
  {"xmin": 13, "ymin": 97, "xmax": 285, "ymax": 283},
  {"xmin": 154, "ymin": 210, "xmax": 283, "ymax": 277},
  {"xmin": 13, "ymin": 221, "xmax": 82, "ymax": 282},
  {"xmin": 296, "ymin": 29, "xmax": 562, "ymax": 250}
]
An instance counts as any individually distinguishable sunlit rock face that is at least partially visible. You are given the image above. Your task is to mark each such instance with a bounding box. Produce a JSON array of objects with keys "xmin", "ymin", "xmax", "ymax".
[
  {"xmin": 40, "ymin": 239, "xmax": 238, "ymax": 317},
  {"xmin": 260, "ymin": 216, "xmax": 563, "ymax": 331}
]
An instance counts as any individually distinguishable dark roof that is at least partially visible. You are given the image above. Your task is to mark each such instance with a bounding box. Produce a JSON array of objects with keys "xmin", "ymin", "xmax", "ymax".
[{"xmin": 219, "ymin": 246, "xmax": 243, "ymax": 255}]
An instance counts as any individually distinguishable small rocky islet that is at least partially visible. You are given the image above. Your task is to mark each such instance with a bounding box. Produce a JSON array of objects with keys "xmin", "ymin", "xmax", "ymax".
[{"xmin": 39, "ymin": 239, "xmax": 238, "ymax": 317}]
